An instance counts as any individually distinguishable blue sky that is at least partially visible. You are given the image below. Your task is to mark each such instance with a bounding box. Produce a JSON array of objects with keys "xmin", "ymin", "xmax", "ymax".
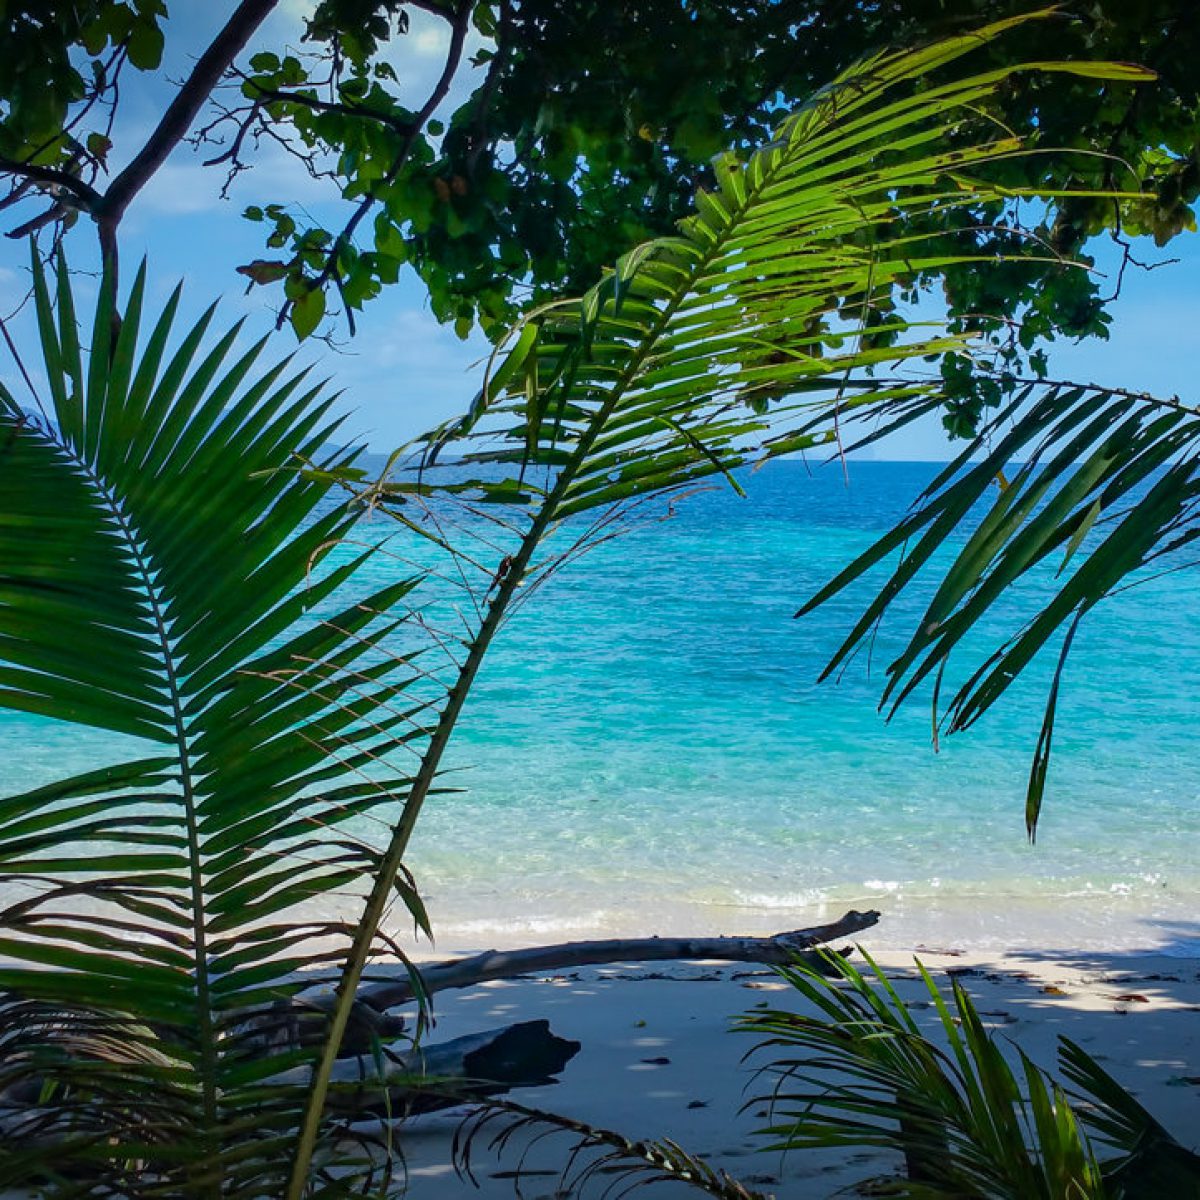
[{"xmin": 1, "ymin": 2, "xmax": 1197, "ymax": 459}]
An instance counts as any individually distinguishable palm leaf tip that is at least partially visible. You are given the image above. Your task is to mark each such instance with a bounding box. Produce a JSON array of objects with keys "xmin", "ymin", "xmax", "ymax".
[{"xmin": 802, "ymin": 383, "xmax": 1200, "ymax": 834}]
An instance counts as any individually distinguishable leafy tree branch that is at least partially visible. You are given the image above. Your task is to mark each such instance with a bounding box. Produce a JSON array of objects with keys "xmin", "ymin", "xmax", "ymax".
[{"xmin": 1, "ymin": 0, "xmax": 279, "ymax": 280}]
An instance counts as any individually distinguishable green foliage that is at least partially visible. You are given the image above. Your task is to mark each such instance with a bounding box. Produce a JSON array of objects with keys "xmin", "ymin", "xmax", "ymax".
[
  {"xmin": 0, "ymin": 2, "xmax": 166, "ymax": 163},
  {"xmin": 2, "ymin": 0, "xmax": 1198, "ymax": 431},
  {"xmin": 406, "ymin": 16, "xmax": 1151, "ymax": 516},
  {"xmin": 250, "ymin": 0, "xmax": 1199, "ymax": 383},
  {"xmin": 0, "ymin": 253, "xmax": 431, "ymax": 1194},
  {"xmin": 740, "ymin": 951, "xmax": 1200, "ymax": 1198},
  {"xmin": 1059, "ymin": 1038, "xmax": 1200, "ymax": 1198}
]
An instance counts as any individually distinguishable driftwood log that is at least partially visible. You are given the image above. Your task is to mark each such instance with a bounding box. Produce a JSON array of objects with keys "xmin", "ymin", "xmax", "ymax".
[
  {"xmin": 236, "ymin": 909, "xmax": 883, "ymax": 1057},
  {"xmin": 264, "ymin": 1019, "xmax": 583, "ymax": 1116},
  {"xmin": 261, "ymin": 910, "xmax": 881, "ymax": 1114},
  {"xmin": 357, "ymin": 908, "xmax": 883, "ymax": 1012},
  {"xmin": 0, "ymin": 1021, "xmax": 582, "ymax": 1151}
]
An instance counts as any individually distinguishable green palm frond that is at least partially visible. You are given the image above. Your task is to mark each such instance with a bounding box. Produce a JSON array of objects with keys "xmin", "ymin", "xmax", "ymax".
[
  {"xmin": 291, "ymin": 16, "xmax": 1154, "ymax": 1186},
  {"xmin": 452, "ymin": 1096, "xmax": 769, "ymax": 1200},
  {"xmin": 798, "ymin": 382, "xmax": 1200, "ymax": 836},
  {"xmin": 740, "ymin": 950, "xmax": 1109, "ymax": 1199},
  {"xmin": 411, "ymin": 13, "xmax": 1148, "ymax": 523},
  {"xmin": 0, "ymin": 253, "xmax": 429, "ymax": 1193}
]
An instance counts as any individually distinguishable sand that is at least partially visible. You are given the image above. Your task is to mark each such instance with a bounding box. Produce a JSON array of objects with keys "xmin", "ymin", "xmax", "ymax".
[
  {"xmin": 394, "ymin": 943, "xmax": 1200, "ymax": 1199},
  {"xmin": 3, "ymin": 934, "xmax": 1196, "ymax": 1198}
]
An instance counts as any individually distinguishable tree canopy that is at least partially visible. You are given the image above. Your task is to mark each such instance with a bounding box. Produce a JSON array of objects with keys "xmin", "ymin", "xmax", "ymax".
[{"xmin": 1, "ymin": 1, "xmax": 1197, "ymax": 431}]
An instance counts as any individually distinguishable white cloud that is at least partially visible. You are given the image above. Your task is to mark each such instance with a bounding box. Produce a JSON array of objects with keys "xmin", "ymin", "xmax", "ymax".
[
  {"xmin": 278, "ymin": 0, "xmax": 315, "ymax": 18},
  {"xmin": 134, "ymin": 161, "xmax": 230, "ymax": 217},
  {"xmin": 129, "ymin": 135, "xmax": 342, "ymax": 228},
  {"xmin": 253, "ymin": 0, "xmax": 314, "ymax": 50},
  {"xmin": 413, "ymin": 26, "xmax": 450, "ymax": 58}
]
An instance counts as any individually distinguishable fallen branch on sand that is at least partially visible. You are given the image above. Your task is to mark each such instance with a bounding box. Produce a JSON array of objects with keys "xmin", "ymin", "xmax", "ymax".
[
  {"xmin": 357, "ymin": 908, "xmax": 883, "ymax": 1012},
  {"xmin": 261, "ymin": 910, "xmax": 882, "ymax": 1114},
  {"xmin": 238, "ymin": 909, "xmax": 883, "ymax": 1054}
]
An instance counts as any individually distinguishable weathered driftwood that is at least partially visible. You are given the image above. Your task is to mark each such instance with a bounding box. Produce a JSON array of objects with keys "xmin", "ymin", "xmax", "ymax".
[
  {"xmin": 0, "ymin": 1023, "xmax": 580, "ymax": 1156},
  {"xmin": 0, "ymin": 1023, "xmax": 579, "ymax": 1152},
  {"xmin": 225, "ymin": 911, "xmax": 881, "ymax": 1059},
  {"xmin": 269, "ymin": 910, "xmax": 879, "ymax": 1112},
  {"xmin": 357, "ymin": 908, "xmax": 882, "ymax": 1012}
]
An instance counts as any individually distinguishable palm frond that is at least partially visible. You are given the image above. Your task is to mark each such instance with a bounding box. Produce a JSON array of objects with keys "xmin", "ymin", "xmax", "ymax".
[
  {"xmin": 410, "ymin": 14, "xmax": 1150, "ymax": 528},
  {"xmin": 798, "ymin": 382, "xmax": 1200, "ymax": 835},
  {"xmin": 287, "ymin": 15, "xmax": 1154, "ymax": 1187},
  {"xmin": 0, "ymin": 253, "xmax": 430, "ymax": 1193},
  {"xmin": 739, "ymin": 950, "xmax": 1109, "ymax": 1199},
  {"xmin": 1059, "ymin": 1037, "xmax": 1200, "ymax": 1198},
  {"xmin": 452, "ymin": 1095, "xmax": 769, "ymax": 1200}
]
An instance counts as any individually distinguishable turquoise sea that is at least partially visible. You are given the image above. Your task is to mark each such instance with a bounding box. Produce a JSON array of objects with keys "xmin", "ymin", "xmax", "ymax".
[{"xmin": 5, "ymin": 460, "xmax": 1199, "ymax": 954}]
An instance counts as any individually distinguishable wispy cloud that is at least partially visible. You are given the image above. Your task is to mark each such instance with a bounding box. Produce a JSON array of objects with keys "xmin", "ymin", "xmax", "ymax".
[
  {"xmin": 134, "ymin": 161, "xmax": 232, "ymax": 216},
  {"xmin": 129, "ymin": 136, "xmax": 342, "ymax": 227},
  {"xmin": 328, "ymin": 299, "xmax": 491, "ymax": 447}
]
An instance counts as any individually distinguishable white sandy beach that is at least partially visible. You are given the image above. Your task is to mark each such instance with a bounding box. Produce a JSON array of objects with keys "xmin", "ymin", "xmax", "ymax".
[
  {"xmin": 394, "ymin": 941, "xmax": 1200, "ymax": 1199},
  {"xmin": 2, "ymin": 924, "xmax": 1195, "ymax": 1199}
]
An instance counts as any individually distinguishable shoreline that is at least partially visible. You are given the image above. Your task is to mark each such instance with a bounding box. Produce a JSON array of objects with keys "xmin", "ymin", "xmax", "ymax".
[
  {"xmin": 389, "ymin": 890, "xmax": 1200, "ymax": 961},
  {"xmin": 1, "ymin": 931, "xmax": 1195, "ymax": 1198}
]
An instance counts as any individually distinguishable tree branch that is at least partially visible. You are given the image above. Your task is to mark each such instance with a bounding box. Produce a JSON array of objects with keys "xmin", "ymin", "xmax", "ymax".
[
  {"xmin": 359, "ymin": 911, "xmax": 882, "ymax": 1012},
  {"xmin": 0, "ymin": 158, "xmax": 102, "ymax": 211},
  {"xmin": 284, "ymin": 0, "xmax": 472, "ymax": 332},
  {"xmin": 239, "ymin": 80, "xmax": 418, "ymax": 138},
  {"xmin": 98, "ymin": 0, "xmax": 281, "ymax": 231},
  {"xmin": 465, "ymin": 0, "xmax": 511, "ymax": 174},
  {"xmin": 4, "ymin": 203, "xmax": 71, "ymax": 241},
  {"xmin": 199, "ymin": 98, "xmax": 264, "ymax": 171}
]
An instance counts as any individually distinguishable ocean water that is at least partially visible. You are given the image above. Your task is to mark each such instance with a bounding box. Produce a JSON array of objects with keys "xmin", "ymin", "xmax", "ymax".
[{"xmin": 4, "ymin": 461, "xmax": 1199, "ymax": 954}]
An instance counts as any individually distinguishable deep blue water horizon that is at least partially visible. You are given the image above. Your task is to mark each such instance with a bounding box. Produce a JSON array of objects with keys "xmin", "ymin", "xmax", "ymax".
[{"xmin": 5, "ymin": 460, "xmax": 1199, "ymax": 954}]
